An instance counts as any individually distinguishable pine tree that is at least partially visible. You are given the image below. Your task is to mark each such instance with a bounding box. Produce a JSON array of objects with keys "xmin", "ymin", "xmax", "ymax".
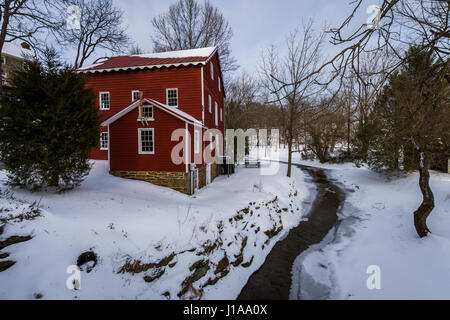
[
  {"xmin": 0, "ymin": 56, "xmax": 100, "ymax": 192},
  {"xmin": 365, "ymin": 47, "xmax": 449, "ymax": 237}
]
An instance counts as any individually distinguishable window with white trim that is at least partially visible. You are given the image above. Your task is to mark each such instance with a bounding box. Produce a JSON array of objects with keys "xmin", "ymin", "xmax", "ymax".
[
  {"xmin": 208, "ymin": 95, "xmax": 212, "ymax": 113},
  {"xmin": 215, "ymin": 102, "xmax": 218, "ymax": 126},
  {"xmin": 138, "ymin": 128, "xmax": 154, "ymax": 154},
  {"xmin": 218, "ymin": 77, "xmax": 221, "ymax": 91},
  {"xmin": 100, "ymin": 132, "xmax": 108, "ymax": 150},
  {"xmin": 99, "ymin": 92, "xmax": 110, "ymax": 110},
  {"xmin": 132, "ymin": 90, "xmax": 141, "ymax": 101},
  {"xmin": 140, "ymin": 103, "xmax": 153, "ymax": 119},
  {"xmin": 194, "ymin": 130, "xmax": 200, "ymax": 154},
  {"xmin": 166, "ymin": 88, "xmax": 178, "ymax": 107},
  {"xmin": 210, "ymin": 62, "xmax": 214, "ymax": 79},
  {"xmin": 220, "ymin": 108, "xmax": 223, "ymax": 122}
]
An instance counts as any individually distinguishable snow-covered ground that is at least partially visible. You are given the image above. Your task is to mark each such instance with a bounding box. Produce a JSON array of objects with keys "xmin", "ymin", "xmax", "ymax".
[
  {"xmin": 252, "ymin": 145, "xmax": 450, "ymax": 299},
  {"xmin": 2, "ymin": 144, "xmax": 449, "ymax": 300},
  {"xmin": 0, "ymin": 160, "xmax": 311, "ymax": 300},
  {"xmin": 293, "ymin": 167, "xmax": 450, "ymax": 300}
]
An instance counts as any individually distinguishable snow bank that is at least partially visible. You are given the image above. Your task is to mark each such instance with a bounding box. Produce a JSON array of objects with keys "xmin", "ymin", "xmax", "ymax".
[
  {"xmin": 0, "ymin": 160, "xmax": 311, "ymax": 300},
  {"xmin": 293, "ymin": 166, "xmax": 450, "ymax": 299}
]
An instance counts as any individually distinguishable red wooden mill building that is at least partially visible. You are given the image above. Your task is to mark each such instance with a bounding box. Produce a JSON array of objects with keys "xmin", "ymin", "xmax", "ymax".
[{"xmin": 80, "ymin": 47, "xmax": 225, "ymax": 194}]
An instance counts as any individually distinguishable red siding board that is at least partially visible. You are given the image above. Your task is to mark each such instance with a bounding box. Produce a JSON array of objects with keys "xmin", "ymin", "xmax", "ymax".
[
  {"xmin": 87, "ymin": 52, "xmax": 225, "ymax": 171},
  {"xmin": 110, "ymin": 106, "xmax": 187, "ymax": 172}
]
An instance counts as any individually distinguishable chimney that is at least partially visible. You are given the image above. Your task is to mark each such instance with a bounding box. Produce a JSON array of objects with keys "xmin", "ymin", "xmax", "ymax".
[
  {"xmin": 21, "ymin": 42, "xmax": 30, "ymax": 50},
  {"xmin": 139, "ymin": 90, "xmax": 144, "ymax": 119}
]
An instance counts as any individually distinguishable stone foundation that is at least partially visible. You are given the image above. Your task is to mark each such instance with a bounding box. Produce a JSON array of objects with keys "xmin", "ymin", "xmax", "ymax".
[
  {"xmin": 110, "ymin": 170, "xmax": 191, "ymax": 194},
  {"xmin": 110, "ymin": 163, "xmax": 221, "ymax": 195}
]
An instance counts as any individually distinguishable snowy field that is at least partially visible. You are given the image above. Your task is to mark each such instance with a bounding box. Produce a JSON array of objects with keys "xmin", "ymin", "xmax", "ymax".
[
  {"xmin": 253, "ymin": 145, "xmax": 450, "ymax": 299},
  {"xmin": 0, "ymin": 160, "xmax": 311, "ymax": 300}
]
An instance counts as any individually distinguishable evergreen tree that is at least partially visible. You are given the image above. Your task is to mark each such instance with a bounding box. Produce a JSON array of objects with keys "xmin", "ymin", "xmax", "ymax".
[
  {"xmin": 365, "ymin": 47, "xmax": 449, "ymax": 237},
  {"xmin": 0, "ymin": 57, "xmax": 100, "ymax": 192}
]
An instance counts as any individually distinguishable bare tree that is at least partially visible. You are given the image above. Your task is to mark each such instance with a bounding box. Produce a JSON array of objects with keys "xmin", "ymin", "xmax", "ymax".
[
  {"xmin": 129, "ymin": 43, "xmax": 144, "ymax": 55},
  {"xmin": 151, "ymin": 0, "xmax": 238, "ymax": 75},
  {"xmin": 56, "ymin": 0, "xmax": 130, "ymax": 69},
  {"xmin": 0, "ymin": 0, "xmax": 62, "ymax": 91},
  {"xmin": 303, "ymin": 98, "xmax": 346, "ymax": 163},
  {"xmin": 225, "ymin": 72, "xmax": 258, "ymax": 130},
  {"xmin": 259, "ymin": 21, "xmax": 325, "ymax": 177}
]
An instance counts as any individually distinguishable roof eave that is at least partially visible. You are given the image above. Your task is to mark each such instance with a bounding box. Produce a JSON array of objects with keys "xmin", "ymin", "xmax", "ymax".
[{"xmin": 78, "ymin": 61, "xmax": 206, "ymax": 74}]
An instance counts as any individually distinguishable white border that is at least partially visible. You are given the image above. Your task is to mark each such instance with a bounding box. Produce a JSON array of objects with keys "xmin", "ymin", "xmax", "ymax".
[
  {"xmin": 100, "ymin": 132, "xmax": 109, "ymax": 150},
  {"xmin": 131, "ymin": 90, "xmax": 140, "ymax": 102},
  {"xmin": 138, "ymin": 128, "xmax": 155, "ymax": 155},
  {"xmin": 166, "ymin": 88, "xmax": 178, "ymax": 108},
  {"xmin": 99, "ymin": 92, "xmax": 110, "ymax": 110}
]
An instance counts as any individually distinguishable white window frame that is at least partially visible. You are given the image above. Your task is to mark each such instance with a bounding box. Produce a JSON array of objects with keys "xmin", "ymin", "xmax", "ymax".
[
  {"xmin": 194, "ymin": 130, "xmax": 200, "ymax": 154},
  {"xmin": 99, "ymin": 92, "xmax": 110, "ymax": 110},
  {"xmin": 100, "ymin": 132, "xmax": 108, "ymax": 150},
  {"xmin": 220, "ymin": 107, "xmax": 223, "ymax": 122},
  {"xmin": 139, "ymin": 104, "xmax": 154, "ymax": 120},
  {"xmin": 215, "ymin": 102, "xmax": 218, "ymax": 126},
  {"xmin": 166, "ymin": 88, "xmax": 178, "ymax": 107},
  {"xmin": 218, "ymin": 77, "xmax": 221, "ymax": 91},
  {"xmin": 209, "ymin": 95, "xmax": 212, "ymax": 113},
  {"xmin": 138, "ymin": 128, "xmax": 155, "ymax": 155},
  {"xmin": 210, "ymin": 62, "xmax": 214, "ymax": 79},
  {"xmin": 132, "ymin": 90, "xmax": 141, "ymax": 102}
]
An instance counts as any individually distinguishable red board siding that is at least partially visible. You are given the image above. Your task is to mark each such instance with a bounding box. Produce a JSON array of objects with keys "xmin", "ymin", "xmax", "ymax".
[
  {"xmin": 203, "ymin": 54, "xmax": 225, "ymax": 133},
  {"xmin": 109, "ymin": 105, "xmax": 190, "ymax": 172},
  {"xmin": 87, "ymin": 64, "xmax": 202, "ymax": 160},
  {"xmin": 90, "ymin": 127, "xmax": 108, "ymax": 160},
  {"xmin": 87, "ymin": 65, "xmax": 203, "ymax": 123},
  {"xmin": 87, "ymin": 52, "xmax": 225, "ymax": 165}
]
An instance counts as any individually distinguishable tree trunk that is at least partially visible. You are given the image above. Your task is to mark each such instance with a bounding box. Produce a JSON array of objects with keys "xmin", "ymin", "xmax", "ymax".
[
  {"xmin": 287, "ymin": 138, "xmax": 292, "ymax": 177},
  {"xmin": 413, "ymin": 152, "xmax": 434, "ymax": 238}
]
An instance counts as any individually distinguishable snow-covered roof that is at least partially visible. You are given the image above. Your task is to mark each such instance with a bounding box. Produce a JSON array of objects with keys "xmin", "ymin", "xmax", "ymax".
[
  {"xmin": 101, "ymin": 97, "xmax": 204, "ymax": 127},
  {"xmin": 79, "ymin": 47, "xmax": 218, "ymax": 73},
  {"xmin": 134, "ymin": 47, "xmax": 216, "ymax": 59},
  {"xmin": 2, "ymin": 42, "xmax": 33, "ymax": 60}
]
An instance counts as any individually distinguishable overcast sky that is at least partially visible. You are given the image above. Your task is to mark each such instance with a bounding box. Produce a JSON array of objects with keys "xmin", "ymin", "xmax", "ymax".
[{"xmin": 104, "ymin": 0, "xmax": 373, "ymax": 74}]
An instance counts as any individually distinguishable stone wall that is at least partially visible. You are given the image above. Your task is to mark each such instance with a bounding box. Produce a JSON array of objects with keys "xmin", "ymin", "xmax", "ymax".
[
  {"xmin": 111, "ymin": 163, "xmax": 222, "ymax": 195},
  {"xmin": 110, "ymin": 170, "xmax": 191, "ymax": 194}
]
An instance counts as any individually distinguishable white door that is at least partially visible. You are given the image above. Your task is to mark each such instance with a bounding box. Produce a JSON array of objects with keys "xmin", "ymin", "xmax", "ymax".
[{"xmin": 206, "ymin": 164, "xmax": 211, "ymax": 185}]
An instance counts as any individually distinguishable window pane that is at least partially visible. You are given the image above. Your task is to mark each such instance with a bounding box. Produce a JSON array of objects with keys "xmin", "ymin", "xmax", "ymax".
[
  {"xmin": 167, "ymin": 89, "xmax": 178, "ymax": 107},
  {"xmin": 142, "ymin": 105, "xmax": 153, "ymax": 118},
  {"xmin": 100, "ymin": 93, "xmax": 110, "ymax": 109},
  {"xmin": 140, "ymin": 129, "xmax": 154, "ymax": 153},
  {"xmin": 100, "ymin": 132, "xmax": 108, "ymax": 149}
]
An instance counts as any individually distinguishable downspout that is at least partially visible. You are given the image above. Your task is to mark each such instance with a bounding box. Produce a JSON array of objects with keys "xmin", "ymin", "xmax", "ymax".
[
  {"xmin": 107, "ymin": 125, "xmax": 111, "ymax": 170},
  {"xmin": 201, "ymin": 66, "xmax": 205, "ymax": 124}
]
